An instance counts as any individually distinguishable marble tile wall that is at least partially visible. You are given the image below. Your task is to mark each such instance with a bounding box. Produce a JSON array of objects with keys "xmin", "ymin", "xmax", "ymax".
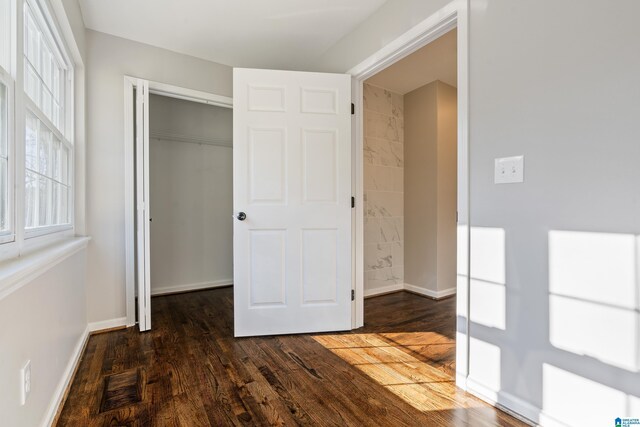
[{"xmin": 363, "ymin": 83, "xmax": 404, "ymax": 292}]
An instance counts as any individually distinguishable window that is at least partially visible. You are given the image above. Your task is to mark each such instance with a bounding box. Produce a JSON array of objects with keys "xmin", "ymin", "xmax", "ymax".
[
  {"xmin": 0, "ymin": 81, "xmax": 8, "ymax": 234},
  {"xmin": 22, "ymin": 0, "xmax": 73, "ymax": 237},
  {"xmin": 0, "ymin": 0, "xmax": 9, "ymax": 72},
  {"xmin": 24, "ymin": 2, "xmax": 64, "ymax": 132},
  {"xmin": 0, "ymin": 0, "xmax": 13, "ymax": 244},
  {"xmin": 0, "ymin": 0, "xmax": 74, "ymax": 255},
  {"xmin": 25, "ymin": 112, "xmax": 69, "ymax": 228}
]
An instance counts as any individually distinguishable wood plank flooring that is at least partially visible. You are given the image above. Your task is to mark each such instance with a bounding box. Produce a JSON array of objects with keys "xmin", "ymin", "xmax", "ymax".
[{"xmin": 56, "ymin": 288, "xmax": 528, "ymax": 426}]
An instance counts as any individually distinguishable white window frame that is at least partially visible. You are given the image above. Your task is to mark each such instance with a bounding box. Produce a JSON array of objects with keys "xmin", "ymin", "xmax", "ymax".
[
  {"xmin": 0, "ymin": 0, "xmax": 75, "ymax": 262},
  {"xmin": 0, "ymin": 65, "xmax": 15, "ymax": 245}
]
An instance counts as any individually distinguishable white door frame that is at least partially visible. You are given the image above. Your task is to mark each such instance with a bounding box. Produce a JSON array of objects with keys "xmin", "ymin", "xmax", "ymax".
[
  {"xmin": 123, "ymin": 76, "xmax": 233, "ymax": 327},
  {"xmin": 348, "ymin": 0, "xmax": 470, "ymax": 388}
]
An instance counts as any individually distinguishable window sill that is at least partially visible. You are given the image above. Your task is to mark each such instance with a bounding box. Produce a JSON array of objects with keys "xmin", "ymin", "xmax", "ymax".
[{"xmin": 0, "ymin": 236, "xmax": 90, "ymax": 301}]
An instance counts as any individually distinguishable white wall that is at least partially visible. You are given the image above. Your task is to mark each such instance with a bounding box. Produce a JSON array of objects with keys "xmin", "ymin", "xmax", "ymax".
[
  {"xmin": 0, "ymin": 250, "xmax": 87, "ymax": 427},
  {"xmin": 149, "ymin": 94, "xmax": 233, "ymax": 295},
  {"xmin": 85, "ymin": 30, "xmax": 232, "ymax": 323},
  {"xmin": 327, "ymin": 0, "xmax": 640, "ymax": 425}
]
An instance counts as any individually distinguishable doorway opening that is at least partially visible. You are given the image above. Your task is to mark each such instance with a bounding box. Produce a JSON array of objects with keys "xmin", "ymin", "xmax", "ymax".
[
  {"xmin": 343, "ymin": 27, "xmax": 461, "ymax": 402},
  {"xmin": 124, "ymin": 78, "xmax": 233, "ymax": 330}
]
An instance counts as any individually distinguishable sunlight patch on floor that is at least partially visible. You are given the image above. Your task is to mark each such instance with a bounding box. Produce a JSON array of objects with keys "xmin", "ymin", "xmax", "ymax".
[{"xmin": 312, "ymin": 332, "xmax": 482, "ymax": 412}]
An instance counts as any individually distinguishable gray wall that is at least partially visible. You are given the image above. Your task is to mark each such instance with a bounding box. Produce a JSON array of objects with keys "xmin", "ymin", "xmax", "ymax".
[
  {"xmin": 85, "ymin": 30, "xmax": 232, "ymax": 323},
  {"xmin": 404, "ymin": 82, "xmax": 437, "ymax": 292},
  {"xmin": 467, "ymin": 2, "xmax": 640, "ymax": 424},
  {"xmin": 149, "ymin": 94, "xmax": 233, "ymax": 294},
  {"xmin": 0, "ymin": 2, "xmax": 89, "ymax": 425},
  {"xmin": 323, "ymin": 0, "xmax": 640, "ymax": 425},
  {"xmin": 404, "ymin": 80, "xmax": 457, "ymax": 296},
  {"xmin": 311, "ymin": 0, "xmax": 451, "ymax": 73}
]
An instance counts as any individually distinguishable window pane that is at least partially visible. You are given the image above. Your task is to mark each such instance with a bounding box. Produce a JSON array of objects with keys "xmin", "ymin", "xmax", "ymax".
[
  {"xmin": 53, "ymin": 101, "xmax": 60, "ymax": 130},
  {"xmin": 25, "ymin": 8, "xmax": 39, "ymax": 70},
  {"xmin": 37, "ymin": 176, "xmax": 48, "ymax": 226},
  {"xmin": 60, "ymin": 144, "xmax": 69, "ymax": 184},
  {"xmin": 0, "ymin": 158, "xmax": 6, "ymax": 231},
  {"xmin": 52, "ymin": 67, "xmax": 60, "ymax": 101},
  {"xmin": 0, "ymin": 0, "xmax": 9, "ymax": 71},
  {"xmin": 51, "ymin": 181, "xmax": 59, "ymax": 224},
  {"xmin": 38, "ymin": 125, "xmax": 51, "ymax": 176},
  {"xmin": 25, "ymin": 113, "xmax": 38, "ymax": 170},
  {"xmin": 60, "ymin": 185, "xmax": 68, "ymax": 224},
  {"xmin": 24, "ymin": 3, "xmax": 67, "ymax": 135},
  {"xmin": 0, "ymin": 84, "xmax": 6, "ymax": 232},
  {"xmin": 0, "ymin": 82, "xmax": 6, "ymax": 158},
  {"xmin": 41, "ymin": 45, "xmax": 52, "ymax": 89},
  {"xmin": 41, "ymin": 86, "xmax": 52, "ymax": 120},
  {"xmin": 52, "ymin": 138, "xmax": 60, "ymax": 181},
  {"xmin": 25, "ymin": 63, "xmax": 40, "ymax": 105},
  {"xmin": 25, "ymin": 171, "xmax": 37, "ymax": 228}
]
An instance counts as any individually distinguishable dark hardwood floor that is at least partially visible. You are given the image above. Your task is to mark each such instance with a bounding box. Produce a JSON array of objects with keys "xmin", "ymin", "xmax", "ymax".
[{"xmin": 56, "ymin": 288, "xmax": 528, "ymax": 426}]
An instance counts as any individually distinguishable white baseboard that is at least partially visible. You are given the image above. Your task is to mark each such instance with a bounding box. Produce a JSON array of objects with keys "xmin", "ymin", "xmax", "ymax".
[
  {"xmin": 466, "ymin": 377, "xmax": 539, "ymax": 426},
  {"xmin": 41, "ymin": 324, "xmax": 90, "ymax": 427},
  {"xmin": 88, "ymin": 317, "xmax": 127, "ymax": 333},
  {"xmin": 455, "ymin": 371, "xmax": 468, "ymax": 391},
  {"xmin": 150, "ymin": 279, "xmax": 233, "ymax": 296},
  {"xmin": 403, "ymin": 283, "xmax": 456, "ymax": 299},
  {"xmin": 363, "ymin": 283, "xmax": 457, "ymax": 299},
  {"xmin": 363, "ymin": 283, "xmax": 404, "ymax": 298}
]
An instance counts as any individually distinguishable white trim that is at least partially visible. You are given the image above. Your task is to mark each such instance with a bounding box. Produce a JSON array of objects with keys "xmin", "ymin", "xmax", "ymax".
[
  {"xmin": 538, "ymin": 412, "xmax": 572, "ymax": 427},
  {"xmin": 124, "ymin": 76, "xmax": 233, "ymax": 328},
  {"xmin": 88, "ymin": 316, "xmax": 127, "ymax": 333},
  {"xmin": 148, "ymin": 81, "xmax": 233, "ymax": 109},
  {"xmin": 0, "ymin": 235, "xmax": 89, "ymax": 300},
  {"xmin": 403, "ymin": 283, "xmax": 457, "ymax": 299},
  {"xmin": 363, "ymin": 283, "xmax": 457, "ymax": 299},
  {"xmin": 150, "ymin": 279, "xmax": 233, "ymax": 296},
  {"xmin": 349, "ymin": 0, "xmax": 472, "ymax": 411},
  {"xmin": 363, "ymin": 283, "xmax": 404, "ymax": 298},
  {"xmin": 123, "ymin": 77, "xmax": 135, "ymax": 326},
  {"xmin": 347, "ymin": 2, "xmax": 458, "ymax": 78},
  {"xmin": 466, "ymin": 378, "xmax": 539, "ymax": 427},
  {"xmin": 40, "ymin": 324, "xmax": 90, "ymax": 427}
]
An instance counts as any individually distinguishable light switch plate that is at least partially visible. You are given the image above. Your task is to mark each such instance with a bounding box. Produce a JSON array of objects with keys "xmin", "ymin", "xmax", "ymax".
[
  {"xmin": 494, "ymin": 155, "xmax": 524, "ymax": 184},
  {"xmin": 21, "ymin": 360, "xmax": 31, "ymax": 405}
]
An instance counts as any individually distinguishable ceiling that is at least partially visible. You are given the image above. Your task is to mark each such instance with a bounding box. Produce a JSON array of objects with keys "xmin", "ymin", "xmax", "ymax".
[
  {"xmin": 78, "ymin": 0, "xmax": 387, "ymax": 69},
  {"xmin": 366, "ymin": 29, "xmax": 457, "ymax": 94}
]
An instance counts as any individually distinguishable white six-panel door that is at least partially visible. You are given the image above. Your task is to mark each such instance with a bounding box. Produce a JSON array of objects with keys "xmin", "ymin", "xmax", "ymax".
[{"xmin": 233, "ymin": 68, "xmax": 352, "ymax": 337}]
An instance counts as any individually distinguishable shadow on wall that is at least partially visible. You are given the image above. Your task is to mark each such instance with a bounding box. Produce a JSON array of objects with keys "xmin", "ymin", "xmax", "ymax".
[
  {"xmin": 542, "ymin": 230, "xmax": 640, "ymax": 425},
  {"xmin": 466, "ymin": 227, "xmax": 640, "ymax": 426}
]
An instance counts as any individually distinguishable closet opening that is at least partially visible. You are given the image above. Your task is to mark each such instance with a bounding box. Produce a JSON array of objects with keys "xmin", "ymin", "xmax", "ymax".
[
  {"xmin": 125, "ymin": 77, "xmax": 234, "ymax": 331},
  {"xmin": 146, "ymin": 93, "xmax": 233, "ymax": 302}
]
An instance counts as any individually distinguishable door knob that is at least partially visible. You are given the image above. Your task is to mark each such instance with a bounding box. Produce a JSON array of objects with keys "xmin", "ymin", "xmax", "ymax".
[{"xmin": 236, "ymin": 212, "xmax": 247, "ymax": 221}]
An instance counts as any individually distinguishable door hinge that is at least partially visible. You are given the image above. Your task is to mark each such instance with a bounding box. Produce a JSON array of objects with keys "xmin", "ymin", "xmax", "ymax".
[
  {"xmin": 351, "ymin": 103, "xmax": 355, "ymax": 115},
  {"xmin": 351, "ymin": 196, "xmax": 355, "ymax": 208},
  {"xmin": 351, "ymin": 289, "xmax": 355, "ymax": 301}
]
